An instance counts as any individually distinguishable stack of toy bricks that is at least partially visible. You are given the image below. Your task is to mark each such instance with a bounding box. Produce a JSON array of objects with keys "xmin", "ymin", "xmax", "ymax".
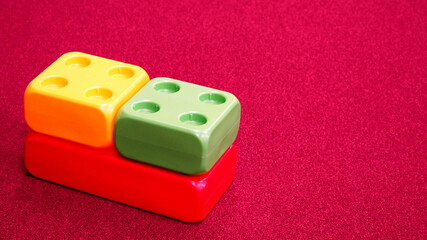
[{"xmin": 24, "ymin": 52, "xmax": 241, "ymax": 222}]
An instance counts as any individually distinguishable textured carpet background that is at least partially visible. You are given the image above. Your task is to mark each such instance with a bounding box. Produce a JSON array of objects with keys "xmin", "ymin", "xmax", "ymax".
[{"xmin": 0, "ymin": 0, "xmax": 426, "ymax": 238}]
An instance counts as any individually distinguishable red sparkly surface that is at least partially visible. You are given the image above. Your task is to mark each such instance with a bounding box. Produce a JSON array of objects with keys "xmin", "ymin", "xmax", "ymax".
[{"xmin": 0, "ymin": 0, "xmax": 426, "ymax": 238}]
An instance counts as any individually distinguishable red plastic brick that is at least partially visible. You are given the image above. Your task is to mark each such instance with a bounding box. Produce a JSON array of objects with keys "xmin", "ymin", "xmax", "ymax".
[{"xmin": 24, "ymin": 131, "xmax": 237, "ymax": 222}]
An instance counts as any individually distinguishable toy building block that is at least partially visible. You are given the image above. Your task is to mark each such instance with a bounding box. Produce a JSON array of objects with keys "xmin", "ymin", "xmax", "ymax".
[
  {"xmin": 24, "ymin": 131, "xmax": 237, "ymax": 222},
  {"xmin": 114, "ymin": 77, "xmax": 241, "ymax": 174},
  {"xmin": 24, "ymin": 52, "xmax": 149, "ymax": 147}
]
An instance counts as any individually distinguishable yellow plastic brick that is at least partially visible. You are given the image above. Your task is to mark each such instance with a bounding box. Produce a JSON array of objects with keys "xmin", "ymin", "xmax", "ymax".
[{"xmin": 24, "ymin": 52, "xmax": 149, "ymax": 147}]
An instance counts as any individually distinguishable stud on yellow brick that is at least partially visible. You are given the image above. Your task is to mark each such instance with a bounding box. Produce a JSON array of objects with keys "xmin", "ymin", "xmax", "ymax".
[{"xmin": 24, "ymin": 52, "xmax": 149, "ymax": 147}]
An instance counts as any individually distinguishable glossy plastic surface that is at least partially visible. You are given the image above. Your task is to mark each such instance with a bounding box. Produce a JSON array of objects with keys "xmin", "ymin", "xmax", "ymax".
[
  {"xmin": 24, "ymin": 52, "xmax": 149, "ymax": 147},
  {"xmin": 24, "ymin": 131, "xmax": 237, "ymax": 222},
  {"xmin": 115, "ymin": 77, "xmax": 241, "ymax": 174}
]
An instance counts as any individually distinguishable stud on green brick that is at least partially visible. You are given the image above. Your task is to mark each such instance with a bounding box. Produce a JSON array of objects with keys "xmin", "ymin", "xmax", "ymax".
[{"xmin": 114, "ymin": 77, "xmax": 241, "ymax": 174}]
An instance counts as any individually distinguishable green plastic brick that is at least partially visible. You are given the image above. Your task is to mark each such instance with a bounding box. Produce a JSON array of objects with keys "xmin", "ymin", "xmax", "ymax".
[{"xmin": 114, "ymin": 77, "xmax": 241, "ymax": 174}]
